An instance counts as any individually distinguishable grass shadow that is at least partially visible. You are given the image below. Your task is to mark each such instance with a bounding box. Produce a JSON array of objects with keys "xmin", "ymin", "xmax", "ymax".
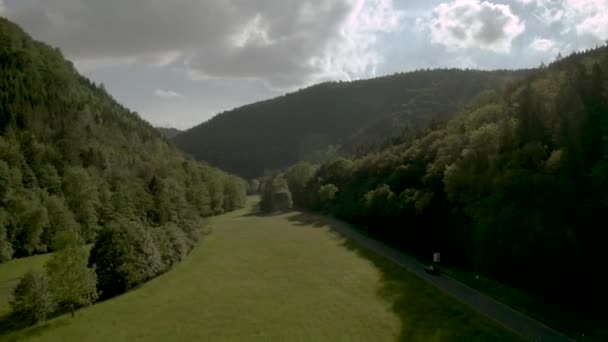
[
  {"xmin": 284, "ymin": 211, "xmax": 328, "ymax": 228},
  {"xmin": 239, "ymin": 206, "xmax": 294, "ymax": 219},
  {"xmin": 240, "ymin": 211, "xmax": 280, "ymax": 218},
  {"xmin": 285, "ymin": 211, "xmax": 605, "ymax": 341},
  {"xmin": 0, "ymin": 313, "xmax": 69, "ymax": 341},
  {"xmin": 286, "ymin": 211, "xmax": 522, "ymax": 342},
  {"xmin": 286, "ymin": 210, "xmax": 369, "ymax": 231},
  {"xmin": 0, "ymin": 314, "xmax": 33, "ymax": 337}
]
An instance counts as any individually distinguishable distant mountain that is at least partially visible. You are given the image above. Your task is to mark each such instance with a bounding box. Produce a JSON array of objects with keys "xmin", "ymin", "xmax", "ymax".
[
  {"xmin": 174, "ymin": 69, "xmax": 529, "ymax": 179},
  {"xmin": 156, "ymin": 127, "xmax": 182, "ymax": 139}
]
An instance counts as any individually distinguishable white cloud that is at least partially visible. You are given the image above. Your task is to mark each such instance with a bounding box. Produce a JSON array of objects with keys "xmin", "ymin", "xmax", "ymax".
[
  {"xmin": 517, "ymin": 0, "xmax": 565, "ymax": 25},
  {"xmin": 309, "ymin": 0, "xmax": 405, "ymax": 83},
  {"xmin": 230, "ymin": 13, "xmax": 275, "ymax": 48},
  {"xmin": 530, "ymin": 37, "xmax": 557, "ymax": 52},
  {"xmin": 517, "ymin": 0, "xmax": 608, "ymax": 40},
  {"xmin": 430, "ymin": 0, "xmax": 525, "ymax": 53},
  {"xmin": 4, "ymin": 0, "xmax": 404, "ymax": 89},
  {"xmin": 155, "ymin": 89, "xmax": 185, "ymax": 99},
  {"xmin": 0, "ymin": 0, "xmax": 5, "ymax": 14},
  {"xmin": 567, "ymin": 0, "xmax": 608, "ymax": 40}
]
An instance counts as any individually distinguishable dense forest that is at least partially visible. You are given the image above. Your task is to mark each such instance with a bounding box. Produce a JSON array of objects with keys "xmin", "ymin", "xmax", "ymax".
[
  {"xmin": 174, "ymin": 68, "xmax": 529, "ymax": 179},
  {"xmin": 260, "ymin": 45, "xmax": 608, "ymax": 318},
  {"xmin": 0, "ymin": 18, "xmax": 246, "ymax": 321}
]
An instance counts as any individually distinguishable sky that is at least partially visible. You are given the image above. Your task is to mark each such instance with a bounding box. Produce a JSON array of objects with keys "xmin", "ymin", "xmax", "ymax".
[{"xmin": 1, "ymin": 0, "xmax": 607, "ymax": 129}]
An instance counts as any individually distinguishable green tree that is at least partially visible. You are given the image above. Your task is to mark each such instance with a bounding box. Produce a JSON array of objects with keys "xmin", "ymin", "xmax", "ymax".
[
  {"xmin": 10, "ymin": 271, "xmax": 56, "ymax": 324},
  {"xmin": 260, "ymin": 175, "xmax": 293, "ymax": 212},
  {"xmin": 151, "ymin": 223, "xmax": 189, "ymax": 269},
  {"xmin": 89, "ymin": 219, "xmax": 163, "ymax": 299},
  {"xmin": 0, "ymin": 209, "xmax": 14, "ymax": 262},
  {"xmin": 62, "ymin": 167, "xmax": 100, "ymax": 241},
  {"xmin": 45, "ymin": 231, "xmax": 98, "ymax": 317},
  {"xmin": 249, "ymin": 179, "xmax": 260, "ymax": 194},
  {"xmin": 223, "ymin": 176, "xmax": 247, "ymax": 211},
  {"xmin": 284, "ymin": 162, "xmax": 316, "ymax": 206},
  {"xmin": 318, "ymin": 184, "xmax": 339, "ymax": 203},
  {"xmin": 41, "ymin": 194, "xmax": 79, "ymax": 251},
  {"xmin": 4, "ymin": 191, "xmax": 49, "ymax": 256}
]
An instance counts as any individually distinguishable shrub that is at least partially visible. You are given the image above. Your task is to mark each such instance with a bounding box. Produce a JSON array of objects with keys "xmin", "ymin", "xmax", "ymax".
[{"xmin": 11, "ymin": 271, "xmax": 56, "ymax": 324}]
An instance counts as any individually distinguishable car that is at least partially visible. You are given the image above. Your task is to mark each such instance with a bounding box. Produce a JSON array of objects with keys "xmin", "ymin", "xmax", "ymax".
[{"xmin": 425, "ymin": 265, "xmax": 441, "ymax": 276}]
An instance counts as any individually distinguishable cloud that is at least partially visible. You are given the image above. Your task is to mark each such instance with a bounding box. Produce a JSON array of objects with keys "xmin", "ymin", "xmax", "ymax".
[
  {"xmin": 4, "ymin": 0, "xmax": 404, "ymax": 89},
  {"xmin": 567, "ymin": 0, "xmax": 608, "ymax": 40},
  {"xmin": 517, "ymin": 0, "xmax": 608, "ymax": 41},
  {"xmin": 155, "ymin": 89, "xmax": 184, "ymax": 99},
  {"xmin": 309, "ymin": 0, "xmax": 405, "ymax": 83},
  {"xmin": 74, "ymin": 57, "xmax": 137, "ymax": 73},
  {"xmin": 430, "ymin": 0, "xmax": 525, "ymax": 53},
  {"xmin": 530, "ymin": 37, "xmax": 557, "ymax": 52},
  {"xmin": 516, "ymin": 0, "xmax": 565, "ymax": 25},
  {"xmin": 0, "ymin": 0, "xmax": 5, "ymax": 14}
]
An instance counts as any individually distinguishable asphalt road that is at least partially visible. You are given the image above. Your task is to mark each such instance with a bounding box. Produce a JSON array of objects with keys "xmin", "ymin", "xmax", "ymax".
[{"xmin": 327, "ymin": 221, "xmax": 576, "ymax": 342}]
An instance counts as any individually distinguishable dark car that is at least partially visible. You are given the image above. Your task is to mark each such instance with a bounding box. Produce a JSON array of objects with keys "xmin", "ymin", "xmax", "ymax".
[{"xmin": 425, "ymin": 265, "xmax": 440, "ymax": 276}]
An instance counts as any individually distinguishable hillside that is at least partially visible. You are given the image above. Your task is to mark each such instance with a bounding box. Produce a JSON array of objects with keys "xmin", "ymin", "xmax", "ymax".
[
  {"xmin": 0, "ymin": 15, "xmax": 246, "ymax": 292},
  {"xmin": 174, "ymin": 69, "xmax": 529, "ymax": 179},
  {"xmin": 263, "ymin": 45, "xmax": 608, "ymax": 340},
  {"xmin": 156, "ymin": 127, "xmax": 182, "ymax": 139}
]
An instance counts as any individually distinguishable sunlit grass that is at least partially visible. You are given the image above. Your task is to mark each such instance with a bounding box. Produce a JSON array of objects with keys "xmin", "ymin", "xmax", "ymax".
[{"xmin": 0, "ymin": 199, "xmax": 521, "ymax": 341}]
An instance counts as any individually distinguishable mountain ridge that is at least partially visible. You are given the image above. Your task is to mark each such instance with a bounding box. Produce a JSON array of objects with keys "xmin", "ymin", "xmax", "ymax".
[{"xmin": 174, "ymin": 68, "xmax": 531, "ymax": 179}]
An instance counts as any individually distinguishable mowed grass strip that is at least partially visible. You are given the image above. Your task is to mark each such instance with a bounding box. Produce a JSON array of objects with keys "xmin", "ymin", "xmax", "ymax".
[{"xmin": 0, "ymin": 200, "xmax": 522, "ymax": 341}]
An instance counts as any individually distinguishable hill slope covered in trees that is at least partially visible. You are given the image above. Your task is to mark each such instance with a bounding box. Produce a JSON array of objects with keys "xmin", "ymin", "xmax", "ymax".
[
  {"xmin": 0, "ymin": 17, "xmax": 246, "ymax": 303},
  {"xmin": 174, "ymin": 68, "xmax": 529, "ymax": 179},
  {"xmin": 156, "ymin": 127, "xmax": 182, "ymax": 139},
  {"xmin": 261, "ymin": 45, "xmax": 608, "ymax": 339}
]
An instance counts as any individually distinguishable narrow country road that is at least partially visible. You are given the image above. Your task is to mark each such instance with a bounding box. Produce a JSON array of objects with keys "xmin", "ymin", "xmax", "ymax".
[{"xmin": 325, "ymin": 219, "xmax": 576, "ymax": 342}]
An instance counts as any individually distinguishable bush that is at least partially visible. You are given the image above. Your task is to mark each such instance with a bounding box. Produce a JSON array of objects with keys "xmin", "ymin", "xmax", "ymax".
[
  {"xmin": 260, "ymin": 175, "xmax": 293, "ymax": 212},
  {"xmin": 273, "ymin": 190, "xmax": 293, "ymax": 212},
  {"xmin": 10, "ymin": 271, "xmax": 56, "ymax": 324},
  {"xmin": 152, "ymin": 223, "xmax": 190, "ymax": 270},
  {"xmin": 318, "ymin": 184, "xmax": 339, "ymax": 210},
  {"xmin": 89, "ymin": 219, "xmax": 163, "ymax": 299},
  {"xmin": 45, "ymin": 235, "xmax": 98, "ymax": 317}
]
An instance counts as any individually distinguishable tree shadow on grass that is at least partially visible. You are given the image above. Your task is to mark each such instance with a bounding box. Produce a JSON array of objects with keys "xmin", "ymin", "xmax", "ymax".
[
  {"xmin": 285, "ymin": 211, "xmax": 521, "ymax": 342},
  {"xmin": 0, "ymin": 313, "xmax": 68, "ymax": 341},
  {"xmin": 239, "ymin": 206, "xmax": 293, "ymax": 219},
  {"xmin": 240, "ymin": 211, "xmax": 279, "ymax": 218},
  {"xmin": 239, "ymin": 202, "xmax": 266, "ymax": 218}
]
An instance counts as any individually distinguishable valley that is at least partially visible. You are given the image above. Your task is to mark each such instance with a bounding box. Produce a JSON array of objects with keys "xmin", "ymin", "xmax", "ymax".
[{"xmin": 0, "ymin": 198, "xmax": 521, "ymax": 341}]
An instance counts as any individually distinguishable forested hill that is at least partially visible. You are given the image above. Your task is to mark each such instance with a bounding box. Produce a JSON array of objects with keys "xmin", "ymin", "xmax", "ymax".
[
  {"xmin": 156, "ymin": 127, "xmax": 182, "ymax": 139},
  {"xmin": 262, "ymin": 45, "xmax": 608, "ymax": 333},
  {"xmin": 0, "ymin": 16, "xmax": 246, "ymax": 277},
  {"xmin": 174, "ymin": 68, "xmax": 529, "ymax": 179}
]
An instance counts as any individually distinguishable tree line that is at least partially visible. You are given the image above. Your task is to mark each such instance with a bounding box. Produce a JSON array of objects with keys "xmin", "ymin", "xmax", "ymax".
[
  {"xmin": 0, "ymin": 18, "xmax": 247, "ymax": 323},
  {"xmin": 258, "ymin": 45, "xmax": 608, "ymax": 318}
]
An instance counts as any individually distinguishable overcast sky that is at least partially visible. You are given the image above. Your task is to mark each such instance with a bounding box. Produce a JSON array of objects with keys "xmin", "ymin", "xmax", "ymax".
[{"xmin": 1, "ymin": 0, "xmax": 607, "ymax": 129}]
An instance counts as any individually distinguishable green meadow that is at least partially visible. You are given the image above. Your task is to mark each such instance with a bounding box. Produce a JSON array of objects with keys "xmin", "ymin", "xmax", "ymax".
[{"xmin": 0, "ymin": 200, "xmax": 520, "ymax": 341}]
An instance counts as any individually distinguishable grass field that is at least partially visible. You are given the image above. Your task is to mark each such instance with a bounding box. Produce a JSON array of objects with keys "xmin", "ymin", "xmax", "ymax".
[{"xmin": 0, "ymin": 198, "xmax": 521, "ymax": 341}]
